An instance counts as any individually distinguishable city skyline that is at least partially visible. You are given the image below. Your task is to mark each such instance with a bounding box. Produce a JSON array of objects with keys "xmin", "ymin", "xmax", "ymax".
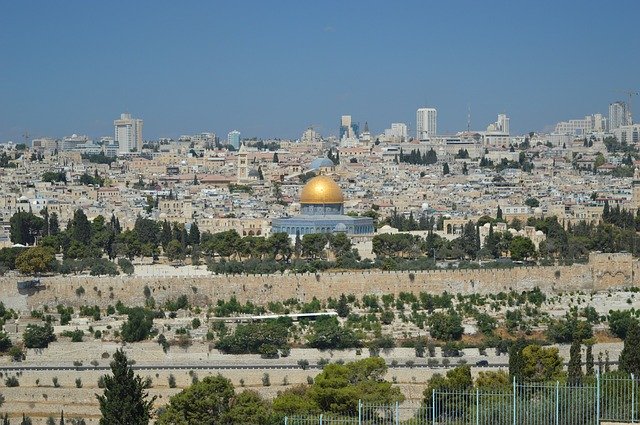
[{"xmin": 1, "ymin": 1, "xmax": 639, "ymax": 141}]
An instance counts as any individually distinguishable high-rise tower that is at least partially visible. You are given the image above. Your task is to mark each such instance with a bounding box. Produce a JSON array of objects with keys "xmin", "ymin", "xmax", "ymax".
[
  {"xmin": 416, "ymin": 108, "xmax": 437, "ymax": 140},
  {"xmin": 114, "ymin": 113, "xmax": 143, "ymax": 153}
]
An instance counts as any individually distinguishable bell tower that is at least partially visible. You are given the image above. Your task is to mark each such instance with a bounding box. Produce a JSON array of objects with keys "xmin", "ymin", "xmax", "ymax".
[{"xmin": 237, "ymin": 144, "xmax": 248, "ymax": 183}]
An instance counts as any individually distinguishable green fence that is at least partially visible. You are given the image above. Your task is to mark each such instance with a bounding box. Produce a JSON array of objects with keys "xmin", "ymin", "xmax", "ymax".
[{"xmin": 284, "ymin": 372, "xmax": 638, "ymax": 425}]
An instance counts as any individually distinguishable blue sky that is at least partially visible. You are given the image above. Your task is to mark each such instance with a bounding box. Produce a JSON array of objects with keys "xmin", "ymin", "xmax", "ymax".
[{"xmin": 1, "ymin": 0, "xmax": 639, "ymax": 141}]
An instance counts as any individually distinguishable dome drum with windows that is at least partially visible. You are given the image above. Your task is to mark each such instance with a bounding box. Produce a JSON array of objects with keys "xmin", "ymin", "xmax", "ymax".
[{"xmin": 271, "ymin": 175, "xmax": 374, "ymax": 237}]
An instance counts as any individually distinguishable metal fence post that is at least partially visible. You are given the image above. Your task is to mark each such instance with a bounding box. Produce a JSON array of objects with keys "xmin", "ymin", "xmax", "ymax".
[
  {"xmin": 476, "ymin": 388, "xmax": 480, "ymax": 425},
  {"xmin": 284, "ymin": 416, "xmax": 288, "ymax": 425},
  {"xmin": 513, "ymin": 377, "xmax": 517, "ymax": 425},
  {"xmin": 395, "ymin": 400, "xmax": 399, "ymax": 425},
  {"xmin": 432, "ymin": 389, "xmax": 436, "ymax": 424},
  {"xmin": 596, "ymin": 369, "xmax": 601, "ymax": 425},
  {"xmin": 319, "ymin": 413, "xmax": 323, "ymax": 425},
  {"xmin": 632, "ymin": 373, "xmax": 636, "ymax": 423},
  {"xmin": 556, "ymin": 381, "xmax": 560, "ymax": 425},
  {"xmin": 358, "ymin": 399, "xmax": 362, "ymax": 425}
]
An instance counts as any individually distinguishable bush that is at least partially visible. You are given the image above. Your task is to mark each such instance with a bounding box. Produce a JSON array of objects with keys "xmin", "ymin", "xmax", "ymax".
[
  {"xmin": 120, "ymin": 307, "xmax": 154, "ymax": 342},
  {"xmin": 5, "ymin": 376, "xmax": 19, "ymax": 387},
  {"xmin": 75, "ymin": 377, "xmax": 82, "ymax": 388},
  {"xmin": 23, "ymin": 322, "xmax": 56, "ymax": 348},
  {"xmin": 191, "ymin": 318, "xmax": 201, "ymax": 329},
  {"xmin": 262, "ymin": 373, "xmax": 271, "ymax": 386},
  {"xmin": 298, "ymin": 359, "xmax": 310, "ymax": 370},
  {"xmin": 89, "ymin": 259, "xmax": 119, "ymax": 276},
  {"xmin": 52, "ymin": 377, "xmax": 59, "ymax": 387},
  {"xmin": 259, "ymin": 344, "xmax": 279, "ymax": 359},
  {"xmin": 62, "ymin": 329, "xmax": 84, "ymax": 342},
  {"xmin": 428, "ymin": 312, "xmax": 464, "ymax": 340},
  {"xmin": 118, "ymin": 258, "xmax": 134, "ymax": 275},
  {"xmin": 168, "ymin": 374, "xmax": 176, "ymax": 388}
]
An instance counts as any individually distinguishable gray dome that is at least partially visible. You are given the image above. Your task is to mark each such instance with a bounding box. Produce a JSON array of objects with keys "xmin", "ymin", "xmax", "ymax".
[
  {"xmin": 309, "ymin": 157, "xmax": 335, "ymax": 170},
  {"xmin": 334, "ymin": 223, "xmax": 347, "ymax": 232},
  {"xmin": 248, "ymin": 168, "xmax": 260, "ymax": 177}
]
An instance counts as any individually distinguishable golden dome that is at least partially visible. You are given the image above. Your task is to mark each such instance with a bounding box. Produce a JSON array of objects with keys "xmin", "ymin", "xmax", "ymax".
[{"xmin": 300, "ymin": 175, "xmax": 344, "ymax": 204}]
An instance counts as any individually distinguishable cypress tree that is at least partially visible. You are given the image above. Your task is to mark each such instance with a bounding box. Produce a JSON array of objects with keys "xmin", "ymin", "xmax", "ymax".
[
  {"xmin": 60, "ymin": 410, "xmax": 65, "ymax": 425},
  {"xmin": 189, "ymin": 222, "xmax": 200, "ymax": 246},
  {"xmin": 568, "ymin": 339, "xmax": 583, "ymax": 385},
  {"xmin": 585, "ymin": 343, "xmax": 594, "ymax": 376},
  {"xmin": 96, "ymin": 349, "xmax": 155, "ymax": 425},
  {"xmin": 620, "ymin": 321, "xmax": 640, "ymax": 376},
  {"xmin": 508, "ymin": 338, "xmax": 527, "ymax": 382}
]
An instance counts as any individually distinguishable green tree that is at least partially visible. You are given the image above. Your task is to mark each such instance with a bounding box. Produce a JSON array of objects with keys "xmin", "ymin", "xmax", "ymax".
[
  {"xmin": 23, "ymin": 322, "xmax": 56, "ymax": 348},
  {"xmin": 69, "ymin": 209, "xmax": 92, "ymax": 245},
  {"xmin": 189, "ymin": 223, "xmax": 200, "ymax": 246},
  {"xmin": 475, "ymin": 370, "xmax": 510, "ymax": 389},
  {"xmin": 10, "ymin": 211, "xmax": 44, "ymax": 245},
  {"xmin": 223, "ymin": 390, "xmax": 279, "ymax": 425},
  {"xmin": 619, "ymin": 321, "xmax": 640, "ymax": 376},
  {"xmin": 423, "ymin": 366, "xmax": 473, "ymax": 417},
  {"xmin": 428, "ymin": 311, "xmax": 463, "ymax": 340},
  {"xmin": 301, "ymin": 233, "xmax": 327, "ymax": 259},
  {"xmin": 157, "ymin": 375, "xmax": 234, "ymax": 425},
  {"xmin": 120, "ymin": 308, "xmax": 154, "ymax": 342},
  {"xmin": 165, "ymin": 239, "xmax": 185, "ymax": 261},
  {"xmin": 336, "ymin": 294, "xmax": 350, "ymax": 318},
  {"xmin": 306, "ymin": 316, "xmax": 361, "ymax": 349},
  {"xmin": 96, "ymin": 349, "xmax": 155, "ymax": 425},
  {"xmin": 509, "ymin": 236, "xmax": 536, "ymax": 261},
  {"xmin": 525, "ymin": 197, "xmax": 540, "ymax": 208},
  {"xmin": 521, "ymin": 345, "xmax": 563, "ymax": 382},
  {"xmin": 308, "ymin": 357, "xmax": 403, "ymax": 415},
  {"xmin": 608, "ymin": 310, "xmax": 639, "ymax": 339},
  {"xmin": 15, "ymin": 246, "xmax": 56, "ymax": 275},
  {"xmin": 442, "ymin": 162, "xmax": 450, "ymax": 175},
  {"xmin": 509, "ymin": 338, "xmax": 527, "ymax": 381},
  {"xmin": 567, "ymin": 339, "xmax": 583, "ymax": 385}
]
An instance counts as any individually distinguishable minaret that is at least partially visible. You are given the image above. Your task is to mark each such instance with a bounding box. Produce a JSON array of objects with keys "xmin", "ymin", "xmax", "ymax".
[
  {"xmin": 237, "ymin": 144, "xmax": 248, "ymax": 183},
  {"xmin": 633, "ymin": 167, "xmax": 640, "ymax": 209}
]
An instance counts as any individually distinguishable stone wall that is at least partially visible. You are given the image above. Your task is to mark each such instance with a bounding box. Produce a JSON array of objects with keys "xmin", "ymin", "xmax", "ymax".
[{"xmin": 0, "ymin": 253, "xmax": 636, "ymax": 312}]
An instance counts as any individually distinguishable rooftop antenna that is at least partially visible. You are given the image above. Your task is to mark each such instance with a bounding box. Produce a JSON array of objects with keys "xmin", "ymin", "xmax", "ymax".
[
  {"xmin": 467, "ymin": 104, "xmax": 471, "ymax": 133},
  {"xmin": 23, "ymin": 130, "xmax": 30, "ymax": 147}
]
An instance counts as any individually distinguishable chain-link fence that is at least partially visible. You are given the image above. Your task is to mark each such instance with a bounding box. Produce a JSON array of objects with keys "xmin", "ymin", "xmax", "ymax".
[{"xmin": 284, "ymin": 372, "xmax": 639, "ymax": 425}]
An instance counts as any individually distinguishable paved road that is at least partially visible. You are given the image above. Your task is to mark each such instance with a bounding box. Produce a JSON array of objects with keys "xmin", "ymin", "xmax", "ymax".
[{"xmin": 0, "ymin": 360, "xmax": 617, "ymax": 373}]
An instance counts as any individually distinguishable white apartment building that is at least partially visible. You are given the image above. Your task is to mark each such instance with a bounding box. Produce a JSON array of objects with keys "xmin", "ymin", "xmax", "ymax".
[
  {"xmin": 554, "ymin": 114, "xmax": 606, "ymax": 136},
  {"xmin": 416, "ymin": 108, "xmax": 437, "ymax": 140},
  {"xmin": 227, "ymin": 130, "xmax": 241, "ymax": 149},
  {"xmin": 609, "ymin": 101, "xmax": 629, "ymax": 130},
  {"xmin": 613, "ymin": 124, "xmax": 640, "ymax": 144},
  {"xmin": 487, "ymin": 114, "xmax": 510, "ymax": 134},
  {"xmin": 114, "ymin": 113, "xmax": 143, "ymax": 154}
]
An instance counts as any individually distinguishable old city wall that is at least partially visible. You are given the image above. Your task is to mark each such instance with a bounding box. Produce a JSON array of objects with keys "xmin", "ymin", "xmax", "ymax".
[{"xmin": 0, "ymin": 253, "xmax": 636, "ymax": 312}]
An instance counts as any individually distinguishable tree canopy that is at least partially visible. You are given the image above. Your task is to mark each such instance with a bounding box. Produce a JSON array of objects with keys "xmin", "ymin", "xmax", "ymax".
[{"xmin": 96, "ymin": 349, "xmax": 155, "ymax": 425}]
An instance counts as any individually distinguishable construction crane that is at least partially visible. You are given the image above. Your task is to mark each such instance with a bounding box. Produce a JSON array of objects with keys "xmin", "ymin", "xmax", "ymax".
[{"xmin": 618, "ymin": 90, "xmax": 639, "ymax": 124}]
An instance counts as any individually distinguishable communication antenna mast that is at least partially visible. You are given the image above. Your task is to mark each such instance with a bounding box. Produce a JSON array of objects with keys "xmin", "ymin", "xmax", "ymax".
[
  {"xmin": 467, "ymin": 104, "xmax": 471, "ymax": 133},
  {"xmin": 23, "ymin": 130, "xmax": 30, "ymax": 146}
]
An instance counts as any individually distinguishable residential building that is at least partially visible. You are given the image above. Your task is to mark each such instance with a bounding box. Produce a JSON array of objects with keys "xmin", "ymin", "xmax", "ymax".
[
  {"xmin": 609, "ymin": 101, "xmax": 629, "ymax": 130},
  {"xmin": 416, "ymin": 108, "xmax": 437, "ymax": 140},
  {"xmin": 114, "ymin": 113, "xmax": 143, "ymax": 153},
  {"xmin": 227, "ymin": 130, "xmax": 241, "ymax": 150}
]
